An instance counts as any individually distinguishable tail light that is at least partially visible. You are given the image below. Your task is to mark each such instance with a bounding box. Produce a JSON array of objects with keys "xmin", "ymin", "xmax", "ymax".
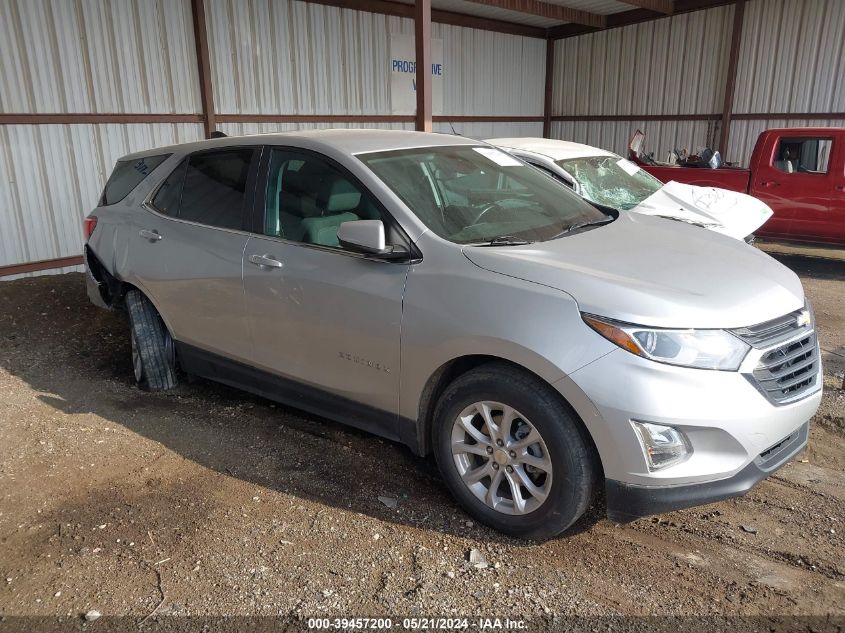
[{"xmin": 84, "ymin": 216, "xmax": 98, "ymax": 241}]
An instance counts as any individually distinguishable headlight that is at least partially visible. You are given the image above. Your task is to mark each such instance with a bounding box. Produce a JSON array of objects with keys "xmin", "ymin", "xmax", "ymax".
[{"xmin": 582, "ymin": 314, "xmax": 750, "ymax": 370}]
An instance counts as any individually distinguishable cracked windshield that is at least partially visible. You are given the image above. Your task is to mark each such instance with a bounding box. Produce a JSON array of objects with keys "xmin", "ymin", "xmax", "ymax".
[{"xmin": 558, "ymin": 156, "xmax": 664, "ymax": 210}]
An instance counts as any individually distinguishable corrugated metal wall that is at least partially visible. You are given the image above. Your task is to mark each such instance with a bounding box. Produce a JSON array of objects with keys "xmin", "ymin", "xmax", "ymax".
[
  {"xmin": 733, "ymin": 0, "xmax": 845, "ymax": 116},
  {"xmin": 0, "ymin": 0, "xmax": 200, "ymax": 114},
  {"xmin": 550, "ymin": 4, "xmax": 734, "ymax": 158},
  {"xmin": 207, "ymin": 1, "xmax": 401, "ymax": 116},
  {"xmin": 549, "ymin": 0, "xmax": 844, "ymax": 165},
  {"xmin": 552, "ymin": 5, "xmax": 734, "ymax": 118},
  {"xmin": 435, "ymin": 23, "xmax": 545, "ymax": 119},
  {"xmin": 205, "ymin": 1, "xmax": 545, "ymax": 121}
]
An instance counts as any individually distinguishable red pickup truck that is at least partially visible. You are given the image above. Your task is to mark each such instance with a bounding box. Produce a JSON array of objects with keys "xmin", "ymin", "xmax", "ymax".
[{"xmin": 629, "ymin": 127, "xmax": 845, "ymax": 246}]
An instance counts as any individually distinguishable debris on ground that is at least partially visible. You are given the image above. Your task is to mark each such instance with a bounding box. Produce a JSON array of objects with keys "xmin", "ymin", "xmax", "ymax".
[
  {"xmin": 84, "ymin": 610, "xmax": 101, "ymax": 622},
  {"xmin": 468, "ymin": 549, "xmax": 489, "ymax": 569}
]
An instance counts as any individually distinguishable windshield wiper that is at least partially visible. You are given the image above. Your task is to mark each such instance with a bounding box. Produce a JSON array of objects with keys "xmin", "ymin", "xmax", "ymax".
[
  {"xmin": 550, "ymin": 215, "xmax": 615, "ymax": 239},
  {"xmin": 477, "ymin": 235, "xmax": 535, "ymax": 247}
]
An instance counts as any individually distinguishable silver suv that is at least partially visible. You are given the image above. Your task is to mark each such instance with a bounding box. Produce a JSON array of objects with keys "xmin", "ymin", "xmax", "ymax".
[{"xmin": 85, "ymin": 130, "xmax": 822, "ymax": 539}]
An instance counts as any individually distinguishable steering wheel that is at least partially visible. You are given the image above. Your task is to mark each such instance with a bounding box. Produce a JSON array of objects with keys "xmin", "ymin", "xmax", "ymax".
[{"xmin": 471, "ymin": 201, "xmax": 505, "ymax": 226}]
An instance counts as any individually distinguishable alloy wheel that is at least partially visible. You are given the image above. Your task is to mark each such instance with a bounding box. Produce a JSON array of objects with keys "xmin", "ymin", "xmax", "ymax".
[{"xmin": 450, "ymin": 401, "xmax": 553, "ymax": 515}]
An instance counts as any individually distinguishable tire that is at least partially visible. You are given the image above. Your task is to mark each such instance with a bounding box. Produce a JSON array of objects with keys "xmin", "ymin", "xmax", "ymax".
[
  {"xmin": 432, "ymin": 363, "xmax": 597, "ymax": 540},
  {"xmin": 125, "ymin": 289, "xmax": 178, "ymax": 392}
]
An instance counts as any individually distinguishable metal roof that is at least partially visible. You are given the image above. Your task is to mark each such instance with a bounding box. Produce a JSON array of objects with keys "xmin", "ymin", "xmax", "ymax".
[{"xmin": 391, "ymin": 0, "xmax": 642, "ymax": 28}]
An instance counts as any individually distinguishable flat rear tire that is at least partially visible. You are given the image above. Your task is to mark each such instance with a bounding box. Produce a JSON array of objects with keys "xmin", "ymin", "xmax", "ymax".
[{"xmin": 125, "ymin": 289, "xmax": 177, "ymax": 392}]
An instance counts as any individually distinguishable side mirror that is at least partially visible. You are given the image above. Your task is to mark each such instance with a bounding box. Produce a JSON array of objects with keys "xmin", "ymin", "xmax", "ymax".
[{"xmin": 337, "ymin": 220, "xmax": 408, "ymax": 260}]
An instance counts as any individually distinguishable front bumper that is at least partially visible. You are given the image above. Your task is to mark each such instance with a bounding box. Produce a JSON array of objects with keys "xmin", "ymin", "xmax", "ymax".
[
  {"xmin": 606, "ymin": 420, "xmax": 809, "ymax": 522},
  {"xmin": 563, "ymin": 339, "xmax": 821, "ymax": 520}
]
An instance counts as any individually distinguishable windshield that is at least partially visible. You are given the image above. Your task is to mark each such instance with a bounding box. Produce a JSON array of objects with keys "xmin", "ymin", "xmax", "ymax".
[
  {"xmin": 557, "ymin": 155, "xmax": 664, "ymax": 210},
  {"xmin": 358, "ymin": 146, "xmax": 608, "ymax": 244}
]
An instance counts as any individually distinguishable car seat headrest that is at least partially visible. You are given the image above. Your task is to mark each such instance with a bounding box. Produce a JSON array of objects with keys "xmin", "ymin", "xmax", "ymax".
[{"xmin": 324, "ymin": 177, "xmax": 361, "ymax": 213}]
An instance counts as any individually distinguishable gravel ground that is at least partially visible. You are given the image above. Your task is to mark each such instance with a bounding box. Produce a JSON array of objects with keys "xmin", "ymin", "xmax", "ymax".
[{"xmin": 0, "ymin": 253, "xmax": 843, "ymax": 631}]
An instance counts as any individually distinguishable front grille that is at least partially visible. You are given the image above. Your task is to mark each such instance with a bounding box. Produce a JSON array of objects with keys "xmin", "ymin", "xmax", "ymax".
[
  {"xmin": 751, "ymin": 333, "xmax": 818, "ymax": 404},
  {"xmin": 731, "ymin": 307, "xmax": 808, "ymax": 347},
  {"xmin": 732, "ymin": 307, "xmax": 820, "ymax": 405}
]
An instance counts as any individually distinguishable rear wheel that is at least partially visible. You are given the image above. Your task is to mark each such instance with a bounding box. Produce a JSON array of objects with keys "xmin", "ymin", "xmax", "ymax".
[
  {"xmin": 125, "ymin": 289, "xmax": 177, "ymax": 392},
  {"xmin": 433, "ymin": 363, "xmax": 597, "ymax": 540}
]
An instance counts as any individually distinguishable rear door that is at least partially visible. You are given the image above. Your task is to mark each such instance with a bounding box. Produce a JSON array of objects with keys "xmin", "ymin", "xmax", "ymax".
[
  {"xmin": 750, "ymin": 133, "xmax": 837, "ymax": 242},
  {"xmin": 241, "ymin": 147, "xmax": 410, "ymax": 428},
  {"xmin": 130, "ymin": 146, "xmax": 261, "ymax": 363}
]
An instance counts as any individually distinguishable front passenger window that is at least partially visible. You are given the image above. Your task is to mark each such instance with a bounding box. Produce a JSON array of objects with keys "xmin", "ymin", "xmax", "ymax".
[{"xmin": 265, "ymin": 150, "xmax": 383, "ymax": 248}]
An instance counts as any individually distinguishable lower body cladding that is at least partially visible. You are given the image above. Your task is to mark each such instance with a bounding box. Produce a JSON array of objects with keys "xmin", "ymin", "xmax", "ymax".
[{"xmin": 563, "ymin": 346, "xmax": 822, "ymax": 522}]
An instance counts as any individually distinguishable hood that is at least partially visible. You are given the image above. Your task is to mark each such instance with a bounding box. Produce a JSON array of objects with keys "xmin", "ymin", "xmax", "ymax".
[
  {"xmin": 629, "ymin": 181, "xmax": 773, "ymax": 240},
  {"xmin": 462, "ymin": 213, "xmax": 804, "ymax": 329}
]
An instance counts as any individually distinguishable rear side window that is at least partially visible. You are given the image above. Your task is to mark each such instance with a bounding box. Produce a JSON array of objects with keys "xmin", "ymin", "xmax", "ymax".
[
  {"xmin": 100, "ymin": 154, "xmax": 169, "ymax": 205},
  {"xmin": 151, "ymin": 159, "xmax": 187, "ymax": 217},
  {"xmin": 179, "ymin": 149, "xmax": 255, "ymax": 230}
]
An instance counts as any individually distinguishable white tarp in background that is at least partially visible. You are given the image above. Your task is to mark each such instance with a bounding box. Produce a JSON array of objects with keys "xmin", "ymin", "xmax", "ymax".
[{"xmin": 389, "ymin": 33, "xmax": 443, "ymax": 115}]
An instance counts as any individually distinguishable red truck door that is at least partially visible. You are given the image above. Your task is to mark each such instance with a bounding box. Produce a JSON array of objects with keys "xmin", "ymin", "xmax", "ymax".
[{"xmin": 751, "ymin": 132, "xmax": 842, "ymax": 244}]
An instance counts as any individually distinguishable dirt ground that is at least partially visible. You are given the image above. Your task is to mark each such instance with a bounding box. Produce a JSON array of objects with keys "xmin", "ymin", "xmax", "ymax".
[{"xmin": 0, "ymin": 253, "xmax": 843, "ymax": 631}]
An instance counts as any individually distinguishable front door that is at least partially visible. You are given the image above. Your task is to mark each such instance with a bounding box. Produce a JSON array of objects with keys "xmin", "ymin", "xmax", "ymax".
[
  {"xmin": 242, "ymin": 147, "xmax": 410, "ymax": 433},
  {"xmin": 751, "ymin": 134, "xmax": 838, "ymax": 243}
]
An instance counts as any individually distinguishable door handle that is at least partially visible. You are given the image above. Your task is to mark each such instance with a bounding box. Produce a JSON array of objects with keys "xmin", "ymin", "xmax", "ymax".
[
  {"xmin": 762, "ymin": 181, "xmax": 780, "ymax": 188},
  {"xmin": 836, "ymin": 184, "xmax": 845, "ymax": 192},
  {"xmin": 248, "ymin": 254, "xmax": 284, "ymax": 269},
  {"xmin": 139, "ymin": 229, "xmax": 162, "ymax": 242}
]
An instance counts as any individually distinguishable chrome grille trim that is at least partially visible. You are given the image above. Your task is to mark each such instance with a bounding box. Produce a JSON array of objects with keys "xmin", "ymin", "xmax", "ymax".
[
  {"xmin": 731, "ymin": 307, "xmax": 811, "ymax": 348},
  {"xmin": 732, "ymin": 305, "xmax": 821, "ymax": 406}
]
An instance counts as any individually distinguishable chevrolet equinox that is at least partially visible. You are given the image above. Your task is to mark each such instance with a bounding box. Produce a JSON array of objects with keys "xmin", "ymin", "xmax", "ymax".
[{"xmin": 84, "ymin": 130, "xmax": 822, "ymax": 539}]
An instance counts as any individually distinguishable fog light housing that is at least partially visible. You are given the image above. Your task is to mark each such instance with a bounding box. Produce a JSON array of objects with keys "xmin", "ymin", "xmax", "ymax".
[{"xmin": 631, "ymin": 421, "xmax": 692, "ymax": 471}]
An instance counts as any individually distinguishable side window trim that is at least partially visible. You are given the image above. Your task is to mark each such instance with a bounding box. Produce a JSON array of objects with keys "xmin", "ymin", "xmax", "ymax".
[
  {"xmin": 254, "ymin": 145, "xmax": 417, "ymax": 258},
  {"xmin": 148, "ymin": 157, "xmax": 189, "ymax": 218}
]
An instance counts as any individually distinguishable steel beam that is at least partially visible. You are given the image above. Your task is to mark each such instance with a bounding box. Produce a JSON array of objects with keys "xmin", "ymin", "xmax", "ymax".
[
  {"xmin": 718, "ymin": 0, "xmax": 745, "ymax": 153},
  {"xmin": 415, "ymin": 0, "xmax": 433, "ymax": 133}
]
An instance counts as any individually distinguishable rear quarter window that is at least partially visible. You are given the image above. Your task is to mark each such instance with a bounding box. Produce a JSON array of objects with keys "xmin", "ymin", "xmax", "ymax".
[
  {"xmin": 100, "ymin": 154, "xmax": 169, "ymax": 205},
  {"xmin": 151, "ymin": 159, "xmax": 188, "ymax": 217}
]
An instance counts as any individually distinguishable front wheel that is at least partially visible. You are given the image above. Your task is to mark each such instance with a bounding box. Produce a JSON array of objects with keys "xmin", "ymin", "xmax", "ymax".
[{"xmin": 433, "ymin": 363, "xmax": 598, "ymax": 540}]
